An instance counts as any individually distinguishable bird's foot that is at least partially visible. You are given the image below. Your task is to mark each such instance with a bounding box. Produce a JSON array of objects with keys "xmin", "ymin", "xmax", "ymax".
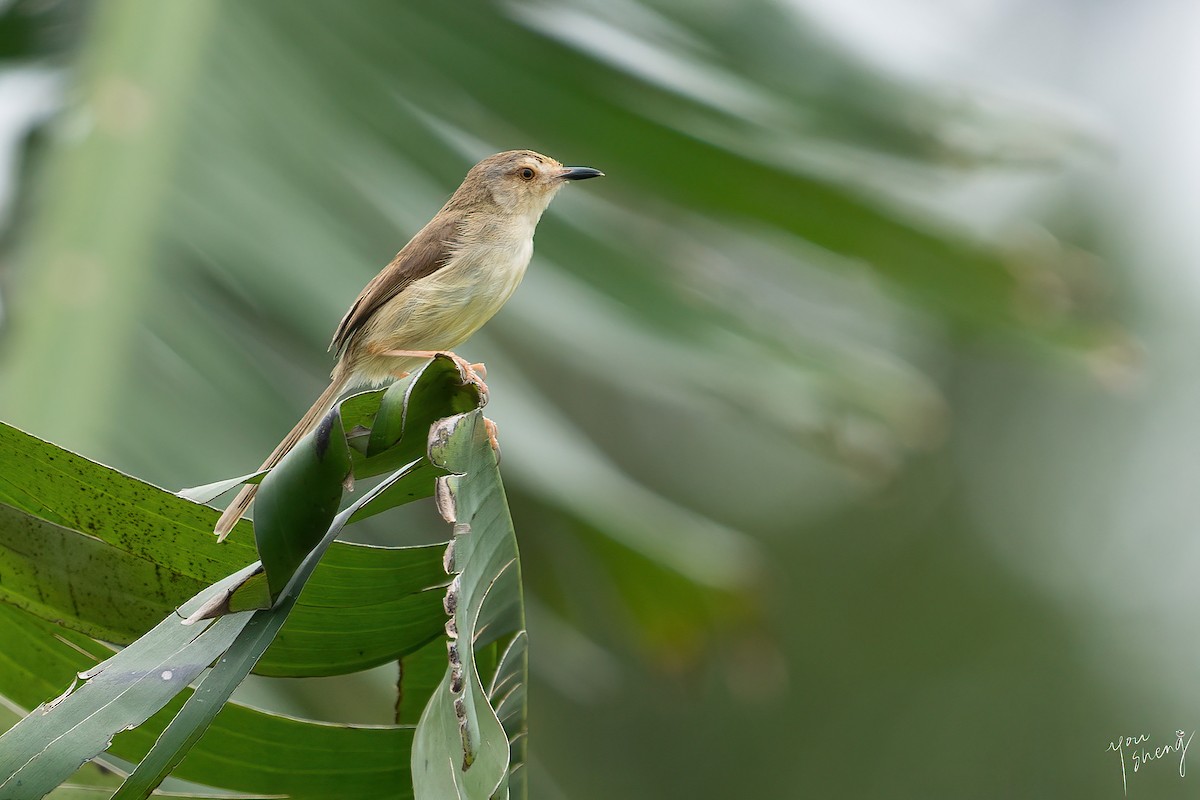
[
  {"xmin": 445, "ymin": 353, "xmax": 489, "ymax": 399},
  {"xmin": 484, "ymin": 416, "xmax": 501, "ymax": 457},
  {"xmin": 375, "ymin": 349, "xmax": 488, "ymax": 397}
]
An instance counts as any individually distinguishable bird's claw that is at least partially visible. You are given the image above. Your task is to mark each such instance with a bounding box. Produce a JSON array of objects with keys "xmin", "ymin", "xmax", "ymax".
[
  {"xmin": 484, "ymin": 416, "xmax": 501, "ymax": 457},
  {"xmin": 445, "ymin": 353, "xmax": 489, "ymax": 398}
]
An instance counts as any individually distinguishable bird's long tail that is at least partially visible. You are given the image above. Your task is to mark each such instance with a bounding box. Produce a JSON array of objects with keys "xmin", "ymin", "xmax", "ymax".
[{"xmin": 213, "ymin": 368, "xmax": 352, "ymax": 540}]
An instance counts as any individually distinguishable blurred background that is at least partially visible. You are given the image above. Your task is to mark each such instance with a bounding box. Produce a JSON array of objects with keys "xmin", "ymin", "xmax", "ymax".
[{"xmin": 1, "ymin": 0, "xmax": 1197, "ymax": 796}]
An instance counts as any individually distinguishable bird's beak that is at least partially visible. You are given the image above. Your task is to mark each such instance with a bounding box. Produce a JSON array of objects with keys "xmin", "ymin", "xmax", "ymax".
[{"xmin": 559, "ymin": 166, "xmax": 604, "ymax": 181}]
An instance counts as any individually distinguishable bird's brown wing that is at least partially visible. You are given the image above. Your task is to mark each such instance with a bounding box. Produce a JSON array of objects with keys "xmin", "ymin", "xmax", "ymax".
[{"xmin": 330, "ymin": 212, "xmax": 463, "ymax": 356}]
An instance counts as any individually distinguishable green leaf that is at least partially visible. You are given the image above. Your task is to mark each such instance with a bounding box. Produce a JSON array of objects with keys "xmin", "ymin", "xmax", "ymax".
[
  {"xmin": 176, "ymin": 469, "xmax": 267, "ymax": 504},
  {"xmin": 253, "ymin": 408, "xmax": 351, "ymax": 598},
  {"xmin": 226, "ymin": 570, "xmax": 273, "ymax": 613},
  {"xmin": 488, "ymin": 632, "xmax": 528, "ymax": 775},
  {"xmin": 345, "ymin": 458, "xmax": 441, "ymax": 524},
  {"xmin": 0, "ymin": 603, "xmax": 417, "ymax": 800},
  {"xmin": 353, "ymin": 355, "xmax": 483, "ymax": 481},
  {"xmin": 0, "ymin": 343, "xmax": 495, "ymax": 796},
  {"xmin": 0, "ymin": 420, "xmax": 448, "ymax": 677},
  {"xmin": 412, "ymin": 410, "xmax": 526, "ymax": 799},
  {"xmin": 366, "ymin": 374, "xmax": 417, "ymax": 456},
  {"xmin": 0, "ymin": 451, "xmax": 441, "ymax": 797},
  {"xmin": 112, "ymin": 455, "xmax": 433, "ymax": 798},
  {"xmin": 339, "ymin": 356, "xmax": 486, "ymax": 524},
  {"xmin": 112, "ymin": 606, "xmax": 297, "ymax": 798},
  {"xmin": 0, "ymin": 566, "xmax": 258, "ymax": 800},
  {"xmin": 396, "ymin": 636, "xmax": 454, "ymax": 727},
  {"xmin": 337, "ymin": 387, "xmax": 388, "ymax": 438},
  {"xmin": 369, "ymin": 357, "xmax": 484, "ymax": 462},
  {"xmin": 0, "ymin": 502, "xmax": 193, "ymax": 640}
]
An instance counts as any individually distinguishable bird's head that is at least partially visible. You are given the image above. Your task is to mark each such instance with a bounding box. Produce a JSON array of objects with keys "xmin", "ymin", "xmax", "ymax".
[{"xmin": 457, "ymin": 149, "xmax": 603, "ymax": 218}]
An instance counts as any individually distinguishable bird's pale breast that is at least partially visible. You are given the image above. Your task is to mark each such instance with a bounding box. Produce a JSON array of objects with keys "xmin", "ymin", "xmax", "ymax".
[{"xmin": 350, "ymin": 216, "xmax": 535, "ymax": 384}]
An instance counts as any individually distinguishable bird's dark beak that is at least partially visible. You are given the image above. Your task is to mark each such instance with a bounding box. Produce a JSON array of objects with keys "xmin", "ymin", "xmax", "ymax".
[{"xmin": 559, "ymin": 166, "xmax": 604, "ymax": 181}]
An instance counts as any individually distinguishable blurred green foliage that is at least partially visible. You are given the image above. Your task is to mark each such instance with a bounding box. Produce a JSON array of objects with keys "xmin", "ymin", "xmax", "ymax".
[{"xmin": 0, "ymin": 0, "xmax": 1166, "ymax": 797}]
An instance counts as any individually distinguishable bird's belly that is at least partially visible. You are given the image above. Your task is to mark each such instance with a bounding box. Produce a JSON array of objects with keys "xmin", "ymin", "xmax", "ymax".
[{"xmin": 351, "ymin": 239, "xmax": 531, "ymax": 383}]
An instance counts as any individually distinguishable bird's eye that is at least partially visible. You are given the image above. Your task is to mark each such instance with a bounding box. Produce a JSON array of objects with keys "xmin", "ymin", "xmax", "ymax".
[{"xmin": 519, "ymin": 167, "xmax": 536, "ymax": 181}]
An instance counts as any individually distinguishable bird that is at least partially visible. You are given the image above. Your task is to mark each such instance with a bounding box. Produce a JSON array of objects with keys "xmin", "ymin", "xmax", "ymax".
[{"xmin": 212, "ymin": 149, "xmax": 603, "ymax": 539}]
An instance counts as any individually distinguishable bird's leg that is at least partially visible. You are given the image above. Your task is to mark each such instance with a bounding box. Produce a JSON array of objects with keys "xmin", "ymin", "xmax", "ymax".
[
  {"xmin": 376, "ymin": 349, "xmax": 488, "ymax": 396},
  {"xmin": 373, "ymin": 347, "xmax": 440, "ymax": 358}
]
